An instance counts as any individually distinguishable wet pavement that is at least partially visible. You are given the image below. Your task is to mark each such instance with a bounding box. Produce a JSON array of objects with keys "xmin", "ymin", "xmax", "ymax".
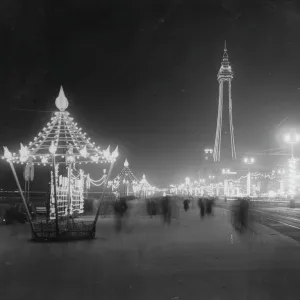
[{"xmin": 0, "ymin": 206, "xmax": 300, "ymax": 299}]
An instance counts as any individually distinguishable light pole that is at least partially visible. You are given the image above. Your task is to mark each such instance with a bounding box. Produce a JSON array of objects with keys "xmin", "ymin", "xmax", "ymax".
[
  {"xmin": 277, "ymin": 168, "xmax": 285, "ymax": 195},
  {"xmin": 204, "ymin": 148, "xmax": 213, "ymax": 160},
  {"xmin": 244, "ymin": 157, "xmax": 255, "ymax": 196},
  {"xmin": 284, "ymin": 129, "xmax": 300, "ymax": 199},
  {"xmin": 49, "ymin": 141, "xmax": 59, "ymax": 236},
  {"xmin": 222, "ymin": 169, "xmax": 231, "ymax": 196},
  {"xmin": 185, "ymin": 177, "xmax": 190, "ymax": 196}
]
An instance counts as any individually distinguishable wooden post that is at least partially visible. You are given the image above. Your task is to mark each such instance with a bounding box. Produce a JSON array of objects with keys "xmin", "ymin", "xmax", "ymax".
[{"xmin": 8, "ymin": 161, "xmax": 36, "ymax": 235}]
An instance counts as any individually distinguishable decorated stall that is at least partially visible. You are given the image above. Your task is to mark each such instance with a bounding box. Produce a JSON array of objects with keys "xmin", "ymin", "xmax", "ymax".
[{"xmin": 2, "ymin": 87, "xmax": 118, "ymax": 241}]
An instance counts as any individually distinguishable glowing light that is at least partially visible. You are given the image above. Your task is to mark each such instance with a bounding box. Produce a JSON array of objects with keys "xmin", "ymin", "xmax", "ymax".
[
  {"xmin": 111, "ymin": 146, "xmax": 119, "ymax": 159},
  {"xmin": 49, "ymin": 141, "xmax": 57, "ymax": 154},
  {"xmin": 80, "ymin": 145, "xmax": 88, "ymax": 158},
  {"xmin": 19, "ymin": 143, "xmax": 29, "ymax": 162},
  {"xmin": 91, "ymin": 155, "xmax": 99, "ymax": 162},
  {"xmin": 204, "ymin": 148, "xmax": 213, "ymax": 154},
  {"xmin": 124, "ymin": 159, "xmax": 129, "ymax": 167},
  {"xmin": 244, "ymin": 157, "xmax": 255, "ymax": 164},
  {"xmin": 41, "ymin": 156, "xmax": 48, "ymax": 164},
  {"xmin": 288, "ymin": 158, "xmax": 296, "ymax": 197},
  {"xmin": 3, "ymin": 146, "xmax": 12, "ymax": 160},
  {"xmin": 222, "ymin": 169, "xmax": 231, "ymax": 174},
  {"xmin": 55, "ymin": 86, "xmax": 69, "ymax": 111},
  {"xmin": 185, "ymin": 177, "xmax": 190, "ymax": 185}
]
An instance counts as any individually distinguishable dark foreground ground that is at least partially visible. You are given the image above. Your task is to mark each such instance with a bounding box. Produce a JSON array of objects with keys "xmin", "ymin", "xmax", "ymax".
[{"xmin": 1, "ymin": 206, "xmax": 300, "ymax": 300}]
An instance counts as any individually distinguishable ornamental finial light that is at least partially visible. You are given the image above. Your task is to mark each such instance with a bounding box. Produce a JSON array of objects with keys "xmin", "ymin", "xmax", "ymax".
[
  {"xmin": 124, "ymin": 159, "xmax": 129, "ymax": 167},
  {"xmin": 3, "ymin": 146, "xmax": 12, "ymax": 160},
  {"xmin": 55, "ymin": 86, "xmax": 69, "ymax": 112}
]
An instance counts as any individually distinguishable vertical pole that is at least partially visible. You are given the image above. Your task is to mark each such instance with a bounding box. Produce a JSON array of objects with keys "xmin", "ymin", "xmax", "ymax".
[
  {"xmin": 228, "ymin": 79, "xmax": 236, "ymax": 159},
  {"xmin": 52, "ymin": 155, "xmax": 59, "ymax": 237},
  {"xmin": 247, "ymin": 171, "xmax": 251, "ymax": 196},
  {"xmin": 67, "ymin": 163, "xmax": 72, "ymax": 218},
  {"xmin": 93, "ymin": 161, "xmax": 115, "ymax": 228},
  {"xmin": 8, "ymin": 161, "xmax": 35, "ymax": 234}
]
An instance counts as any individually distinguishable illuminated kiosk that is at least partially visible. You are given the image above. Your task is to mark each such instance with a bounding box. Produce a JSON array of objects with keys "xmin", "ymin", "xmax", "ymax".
[
  {"xmin": 136, "ymin": 174, "xmax": 156, "ymax": 198},
  {"xmin": 2, "ymin": 87, "xmax": 118, "ymax": 242},
  {"xmin": 108, "ymin": 159, "xmax": 139, "ymax": 197},
  {"xmin": 108, "ymin": 159, "xmax": 156, "ymax": 198}
]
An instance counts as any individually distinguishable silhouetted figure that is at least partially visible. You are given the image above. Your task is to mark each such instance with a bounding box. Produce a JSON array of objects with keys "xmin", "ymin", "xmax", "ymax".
[
  {"xmin": 206, "ymin": 198, "xmax": 214, "ymax": 215},
  {"xmin": 198, "ymin": 197, "xmax": 205, "ymax": 218},
  {"xmin": 151, "ymin": 200, "xmax": 157, "ymax": 217},
  {"xmin": 147, "ymin": 199, "xmax": 157, "ymax": 218},
  {"xmin": 162, "ymin": 196, "xmax": 172, "ymax": 224},
  {"xmin": 231, "ymin": 198, "xmax": 249, "ymax": 233},
  {"xmin": 114, "ymin": 198, "xmax": 128, "ymax": 232},
  {"xmin": 183, "ymin": 199, "xmax": 189, "ymax": 211}
]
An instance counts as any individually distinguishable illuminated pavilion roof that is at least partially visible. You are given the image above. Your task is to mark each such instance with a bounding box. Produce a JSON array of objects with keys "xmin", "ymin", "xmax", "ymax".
[
  {"xmin": 113, "ymin": 159, "xmax": 138, "ymax": 184},
  {"xmin": 2, "ymin": 86, "xmax": 118, "ymax": 165}
]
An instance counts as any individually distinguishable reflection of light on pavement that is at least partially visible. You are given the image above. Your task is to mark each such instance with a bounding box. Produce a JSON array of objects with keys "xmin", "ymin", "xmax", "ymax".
[{"xmin": 230, "ymin": 234, "xmax": 233, "ymax": 244}]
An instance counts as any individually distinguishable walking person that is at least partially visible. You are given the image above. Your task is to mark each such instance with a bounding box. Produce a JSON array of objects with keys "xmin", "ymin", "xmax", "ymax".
[
  {"xmin": 183, "ymin": 199, "xmax": 189, "ymax": 212},
  {"xmin": 114, "ymin": 197, "xmax": 128, "ymax": 232},
  {"xmin": 198, "ymin": 197, "xmax": 205, "ymax": 218}
]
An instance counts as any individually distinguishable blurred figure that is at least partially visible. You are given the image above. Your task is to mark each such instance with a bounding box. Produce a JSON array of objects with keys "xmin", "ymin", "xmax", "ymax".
[
  {"xmin": 231, "ymin": 198, "xmax": 249, "ymax": 232},
  {"xmin": 206, "ymin": 197, "xmax": 213, "ymax": 215},
  {"xmin": 183, "ymin": 199, "xmax": 189, "ymax": 212},
  {"xmin": 198, "ymin": 197, "xmax": 205, "ymax": 218},
  {"xmin": 114, "ymin": 197, "xmax": 128, "ymax": 232},
  {"xmin": 147, "ymin": 199, "xmax": 157, "ymax": 218},
  {"xmin": 151, "ymin": 200, "xmax": 157, "ymax": 217},
  {"xmin": 162, "ymin": 196, "xmax": 172, "ymax": 224}
]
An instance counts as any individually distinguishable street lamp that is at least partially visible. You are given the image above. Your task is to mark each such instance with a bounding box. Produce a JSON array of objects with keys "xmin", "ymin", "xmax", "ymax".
[
  {"xmin": 244, "ymin": 157, "xmax": 255, "ymax": 196},
  {"xmin": 204, "ymin": 148, "xmax": 213, "ymax": 160},
  {"xmin": 284, "ymin": 129, "xmax": 300, "ymax": 199},
  {"xmin": 185, "ymin": 177, "xmax": 190, "ymax": 196},
  {"xmin": 284, "ymin": 129, "xmax": 300, "ymax": 158},
  {"xmin": 222, "ymin": 168, "xmax": 230, "ymax": 175},
  {"xmin": 277, "ymin": 168, "xmax": 285, "ymax": 195}
]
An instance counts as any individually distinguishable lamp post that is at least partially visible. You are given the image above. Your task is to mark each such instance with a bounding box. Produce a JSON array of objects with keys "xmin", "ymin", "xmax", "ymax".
[
  {"xmin": 185, "ymin": 177, "xmax": 190, "ymax": 196},
  {"xmin": 284, "ymin": 129, "xmax": 300, "ymax": 199},
  {"xmin": 277, "ymin": 168, "xmax": 285, "ymax": 195},
  {"xmin": 49, "ymin": 141, "xmax": 59, "ymax": 236},
  {"xmin": 222, "ymin": 169, "xmax": 231, "ymax": 196},
  {"xmin": 244, "ymin": 157, "xmax": 255, "ymax": 196},
  {"xmin": 204, "ymin": 148, "xmax": 213, "ymax": 160}
]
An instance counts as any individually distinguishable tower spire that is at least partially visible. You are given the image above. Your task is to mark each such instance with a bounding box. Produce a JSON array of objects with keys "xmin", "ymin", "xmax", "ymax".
[{"xmin": 222, "ymin": 40, "xmax": 229, "ymax": 61}]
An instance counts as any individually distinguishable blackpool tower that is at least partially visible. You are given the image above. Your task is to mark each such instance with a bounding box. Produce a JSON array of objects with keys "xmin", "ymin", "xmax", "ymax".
[{"xmin": 213, "ymin": 42, "xmax": 236, "ymax": 162}]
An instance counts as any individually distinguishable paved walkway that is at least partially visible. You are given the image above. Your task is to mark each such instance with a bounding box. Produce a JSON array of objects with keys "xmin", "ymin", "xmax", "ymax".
[{"xmin": 0, "ymin": 206, "xmax": 300, "ymax": 300}]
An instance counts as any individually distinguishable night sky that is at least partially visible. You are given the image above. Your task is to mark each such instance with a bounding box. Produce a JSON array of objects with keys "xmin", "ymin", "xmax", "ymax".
[{"xmin": 1, "ymin": 0, "xmax": 300, "ymax": 188}]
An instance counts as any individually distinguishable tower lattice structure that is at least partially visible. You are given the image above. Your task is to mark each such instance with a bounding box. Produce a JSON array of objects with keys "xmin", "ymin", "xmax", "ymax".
[{"xmin": 213, "ymin": 42, "xmax": 236, "ymax": 162}]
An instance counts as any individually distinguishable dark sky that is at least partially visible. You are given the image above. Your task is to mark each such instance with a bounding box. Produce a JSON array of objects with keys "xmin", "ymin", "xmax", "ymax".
[{"xmin": 1, "ymin": 0, "xmax": 300, "ymax": 188}]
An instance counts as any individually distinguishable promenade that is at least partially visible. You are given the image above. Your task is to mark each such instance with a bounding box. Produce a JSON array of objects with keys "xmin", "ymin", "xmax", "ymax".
[{"xmin": 0, "ymin": 205, "xmax": 300, "ymax": 300}]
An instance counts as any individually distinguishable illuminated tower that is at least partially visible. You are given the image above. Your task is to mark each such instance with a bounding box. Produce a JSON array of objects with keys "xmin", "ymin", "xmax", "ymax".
[{"xmin": 213, "ymin": 41, "xmax": 236, "ymax": 162}]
